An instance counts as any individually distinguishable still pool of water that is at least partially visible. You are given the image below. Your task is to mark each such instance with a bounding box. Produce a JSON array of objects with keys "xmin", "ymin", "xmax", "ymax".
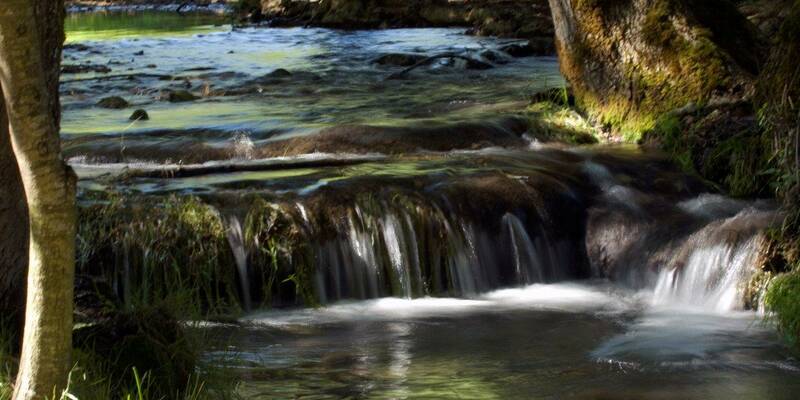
[{"xmin": 199, "ymin": 283, "xmax": 800, "ymax": 399}]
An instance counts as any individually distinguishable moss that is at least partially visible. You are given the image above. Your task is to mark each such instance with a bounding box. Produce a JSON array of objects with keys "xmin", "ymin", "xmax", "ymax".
[
  {"xmin": 526, "ymin": 100, "xmax": 601, "ymax": 145},
  {"xmin": 765, "ymin": 271, "xmax": 800, "ymax": 349},
  {"xmin": 560, "ymin": 0, "xmax": 750, "ymax": 142}
]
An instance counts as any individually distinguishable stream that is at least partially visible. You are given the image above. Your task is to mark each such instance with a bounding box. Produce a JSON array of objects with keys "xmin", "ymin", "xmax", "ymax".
[{"xmin": 65, "ymin": 10, "xmax": 800, "ymax": 399}]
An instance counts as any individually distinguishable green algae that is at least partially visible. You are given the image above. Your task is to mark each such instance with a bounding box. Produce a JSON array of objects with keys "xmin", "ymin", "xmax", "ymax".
[{"xmin": 65, "ymin": 11, "xmax": 229, "ymax": 43}]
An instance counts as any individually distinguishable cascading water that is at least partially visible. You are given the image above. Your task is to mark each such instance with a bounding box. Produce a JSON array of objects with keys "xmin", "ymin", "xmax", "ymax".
[
  {"xmin": 652, "ymin": 209, "xmax": 773, "ymax": 312},
  {"xmin": 81, "ymin": 149, "xmax": 778, "ymax": 313},
  {"xmin": 224, "ymin": 215, "xmax": 252, "ymax": 311},
  {"xmin": 502, "ymin": 213, "xmax": 545, "ymax": 284}
]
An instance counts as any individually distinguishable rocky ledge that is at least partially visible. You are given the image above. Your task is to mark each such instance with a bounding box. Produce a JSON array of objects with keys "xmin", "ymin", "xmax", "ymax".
[{"xmin": 261, "ymin": 0, "xmax": 554, "ymax": 48}]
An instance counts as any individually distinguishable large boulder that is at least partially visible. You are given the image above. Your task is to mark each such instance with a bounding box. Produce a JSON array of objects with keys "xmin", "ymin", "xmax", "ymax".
[{"xmin": 548, "ymin": 0, "xmax": 763, "ymax": 139}]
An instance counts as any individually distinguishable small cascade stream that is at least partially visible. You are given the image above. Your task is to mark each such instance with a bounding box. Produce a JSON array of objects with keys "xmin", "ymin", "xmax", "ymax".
[
  {"xmin": 65, "ymin": 11, "xmax": 799, "ymax": 398},
  {"xmin": 224, "ymin": 216, "xmax": 253, "ymax": 311},
  {"xmin": 652, "ymin": 217, "xmax": 766, "ymax": 312}
]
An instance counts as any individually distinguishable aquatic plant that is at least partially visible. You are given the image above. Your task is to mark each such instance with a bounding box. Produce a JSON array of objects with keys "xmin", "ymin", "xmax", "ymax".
[
  {"xmin": 243, "ymin": 197, "xmax": 316, "ymax": 307},
  {"xmin": 78, "ymin": 194, "xmax": 241, "ymax": 317}
]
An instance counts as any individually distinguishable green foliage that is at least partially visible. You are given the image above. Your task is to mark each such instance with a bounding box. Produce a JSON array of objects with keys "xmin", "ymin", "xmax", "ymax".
[
  {"xmin": 78, "ymin": 194, "xmax": 241, "ymax": 317},
  {"xmin": 765, "ymin": 271, "xmax": 800, "ymax": 349},
  {"xmin": 526, "ymin": 101, "xmax": 600, "ymax": 145},
  {"xmin": 243, "ymin": 198, "xmax": 317, "ymax": 307},
  {"xmin": 756, "ymin": 1, "xmax": 800, "ymax": 351}
]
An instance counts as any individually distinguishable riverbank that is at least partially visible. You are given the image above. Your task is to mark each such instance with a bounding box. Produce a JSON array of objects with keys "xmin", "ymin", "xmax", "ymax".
[{"xmin": 65, "ymin": 0, "xmax": 231, "ymax": 14}]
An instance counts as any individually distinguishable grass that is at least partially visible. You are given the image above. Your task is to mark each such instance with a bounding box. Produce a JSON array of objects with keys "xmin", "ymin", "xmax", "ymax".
[
  {"xmin": 526, "ymin": 100, "xmax": 600, "ymax": 145},
  {"xmin": 78, "ymin": 194, "xmax": 241, "ymax": 317},
  {"xmin": 765, "ymin": 271, "xmax": 800, "ymax": 349},
  {"xmin": 758, "ymin": 1, "xmax": 800, "ymax": 350}
]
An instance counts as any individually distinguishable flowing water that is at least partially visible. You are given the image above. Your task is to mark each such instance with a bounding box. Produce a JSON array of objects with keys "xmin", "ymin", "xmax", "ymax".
[{"xmin": 66, "ymin": 11, "xmax": 800, "ymax": 399}]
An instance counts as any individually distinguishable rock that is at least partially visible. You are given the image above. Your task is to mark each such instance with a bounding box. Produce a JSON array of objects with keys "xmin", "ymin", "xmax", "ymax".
[
  {"xmin": 500, "ymin": 43, "xmax": 536, "ymax": 58},
  {"xmin": 464, "ymin": 1, "xmax": 554, "ymax": 40},
  {"xmin": 64, "ymin": 43, "xmax": 90, "ymax": 52},
  {"xmin": 62, "ymin": 63, "xmax": 112, "ymax": 74},
  {"xmin": 133, "ymin": 50, "xmax": 144, "ymax": 56},
  {"xmin": 463, "ymin": 57, "xmax": 493, "ymax": 70},
  {"xmin": 184, "ymin": 66, "xmax": 215, "ymax": 72},
  {"xmin": 373, "ymin": 53, "xmax": 427, "ymax": 67},
  {"xmin": 501, "ymin": 38, "xmax": 556, "ymax": 57},
  {"xmin": 96, "ymin": 96, "xmax": 129, "ymax": 109},
  {"xmin": 266, "ymin": 68, "xmax": 292, "ymax": 78},
  {"xmin": 261, "ymin": 0, "xmax": 553, "ymax": 40},
  {"xmin": 167, "ymin": 90, "xmax": 198, "ymax": 102},
  {"xmin": 479, "ymin": 50, "xmax": 508, "ymax": 64},
  {"xmin": 129, "ymin": 109, "xmax": 149, "ymax": 121},
  {"xmin": 255, "ymin": 116, "xmax": 530, "ymax": 157},
  {"xmin": 549, "ymin": 0, "xmax": 762, "ymax": 137}
]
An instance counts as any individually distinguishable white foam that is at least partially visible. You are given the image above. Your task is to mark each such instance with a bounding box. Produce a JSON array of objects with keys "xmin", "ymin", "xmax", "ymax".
[{"xmin": 243, "ymin": 282, "xmax": 631, "ymax": 327}]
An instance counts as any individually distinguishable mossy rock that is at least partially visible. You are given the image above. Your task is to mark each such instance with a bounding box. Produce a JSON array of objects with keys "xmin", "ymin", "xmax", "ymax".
[
  {"xmin": 167, "ymin": 90, "xmax": 199, "ymax": 103},
  {"xmin": 129, "ymin": 109, "xmax": 149, "ymax": 121},
  {"xmin": 96, "ymin": 96, "xmax": 129, "ymax": 109},
  {"xmin": 552, "ymin": 0, "xmax": 762, "ymax": 141}
]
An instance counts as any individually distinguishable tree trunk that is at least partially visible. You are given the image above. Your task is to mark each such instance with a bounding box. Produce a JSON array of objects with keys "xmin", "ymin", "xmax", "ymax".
[
  {"xmin": 0, "ymin": 91, "xmax": 28, "ymax": 346},
  {"xmin": 0, "ymin": 0, "xmax": 75, "ymax": 398},
  {"xmin": 546, "ymin": 0, "xmax": 761, "ymax": 135}
]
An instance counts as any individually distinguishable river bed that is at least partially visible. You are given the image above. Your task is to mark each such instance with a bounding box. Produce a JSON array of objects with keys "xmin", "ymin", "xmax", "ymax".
[{"xmin": 65, "ymin": 10, "xmax": 800, "ymax": 400}]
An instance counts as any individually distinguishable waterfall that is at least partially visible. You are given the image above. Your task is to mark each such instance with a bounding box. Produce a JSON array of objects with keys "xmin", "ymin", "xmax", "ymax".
[
  {"xmin": 502, "ymin": 213, "xmax": 544, "ymax": 284},
  {"xmin": 299, "ymin": 193, "xmax": 580, "ymax": 304},
  {"xmin": 225, "ymin": 216, "xmax": 252, "ymax": 311},
  {"xmin": 651, "ymin": 209, "xmax": 772, "ymax": 312},
  {"xmin": 82, "ymin": 149, "xmax": 777, "ymax": 313}
]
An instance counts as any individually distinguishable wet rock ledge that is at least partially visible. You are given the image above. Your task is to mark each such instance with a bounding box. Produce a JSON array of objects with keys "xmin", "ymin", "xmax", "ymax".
[{"xmin": 261, "ymin": 0, "xmax": 555, "ymax": 45}]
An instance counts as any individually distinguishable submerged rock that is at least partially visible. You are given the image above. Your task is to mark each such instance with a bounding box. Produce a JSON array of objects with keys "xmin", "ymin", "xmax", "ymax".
[
  {"xmin": 62, "ymin": 63, "xmax": 112, "ymax": 74},
  {"xmin": 166, "ymin": 90, "xmax": 199, "ymax": 102},
  {"xmin": 373, "ymin": 53, "xmax": 427, "ymax": 67},
  {"xmin": 129, "ymin": 109, "xmax": 149, "ymax": 121},
  {"xmin": 256, "ymin": 116, "xmax": 530, "ymax": 157},
  {"xmin": 479, "ymin": 49, "xmax": 509, "ymax": 64},
  {"xmin": 64, "ymin": 43, "xmax": 91, "ymax": 52},
  {"xmin": 96, "ymin": 96, "xmax": 129, "ymax": 109},
  {"xmin": 500, "ymin": 38, "xmax": 554, "ymax": 57},
  {"xmin": 266, "ymin": 68, "xmax": 292, "ymax": 78}
]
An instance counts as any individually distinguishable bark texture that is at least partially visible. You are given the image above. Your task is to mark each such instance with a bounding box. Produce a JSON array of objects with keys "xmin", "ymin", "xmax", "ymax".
[
  {"xmin": 0, "ymin": 0, "xmax": 75, "ymax": 398},
  {"xmin": 0, "ymin": 93, "xmax": 28, "ymax": 342},
  {"xmin": 547, "ymin": 0, "xmax": 763, "ymax": 138}
]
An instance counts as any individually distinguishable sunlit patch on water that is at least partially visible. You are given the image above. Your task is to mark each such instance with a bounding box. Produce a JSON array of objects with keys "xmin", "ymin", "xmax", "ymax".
[{"xmin": 65, "ymin": 10, "xmax": 230, "ymax": 42}]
